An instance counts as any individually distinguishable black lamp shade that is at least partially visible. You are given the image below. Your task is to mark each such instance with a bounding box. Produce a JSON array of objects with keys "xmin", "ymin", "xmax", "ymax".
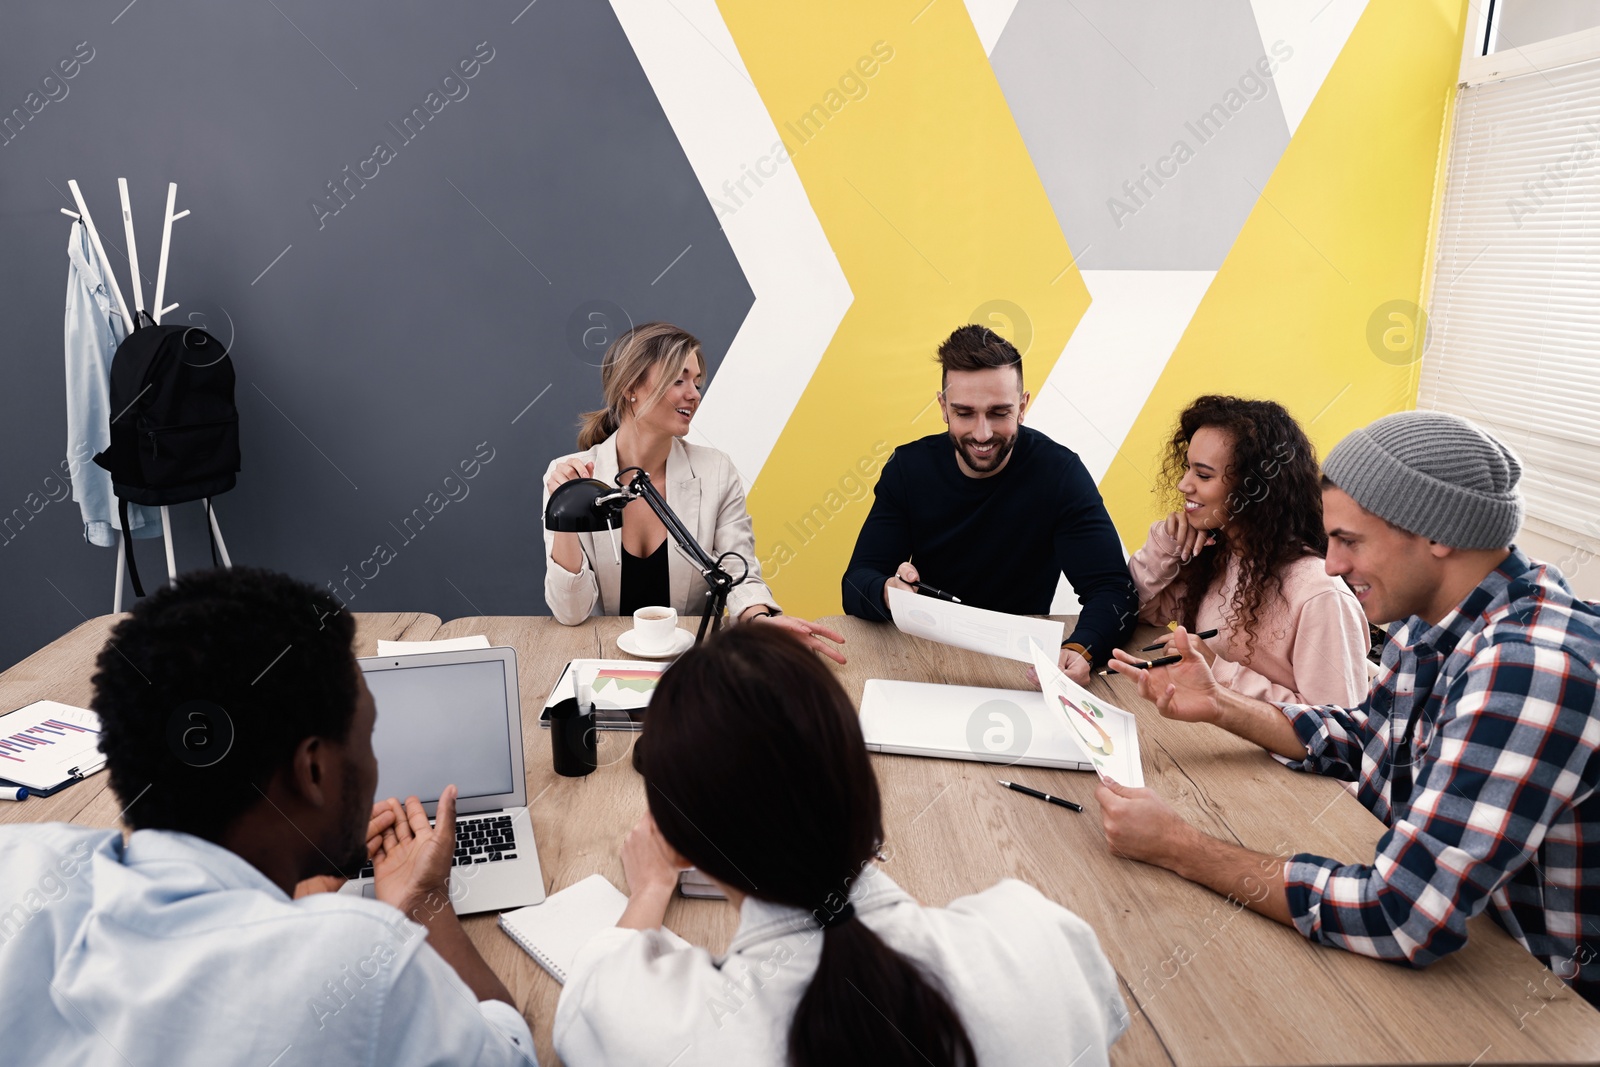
[{"xmin": 544, "ymin": 478, "xmax": 624, "ymax": 532}]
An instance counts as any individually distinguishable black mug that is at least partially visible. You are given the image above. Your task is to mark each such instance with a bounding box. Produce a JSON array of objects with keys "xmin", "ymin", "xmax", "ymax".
[{"xmin": 548, "ymin": 696, "xmax": 598, "ymax": 777}]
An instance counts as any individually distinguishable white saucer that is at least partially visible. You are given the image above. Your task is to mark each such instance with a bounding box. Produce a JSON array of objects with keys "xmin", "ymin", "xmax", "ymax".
[{"xmin": 617, "ymin": 627, "xmax": 695, "ymax": 660}]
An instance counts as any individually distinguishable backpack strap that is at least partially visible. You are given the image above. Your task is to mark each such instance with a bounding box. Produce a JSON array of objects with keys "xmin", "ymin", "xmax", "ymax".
[{"xmin": 118, "ymin": 497, "xmax": 146, "ymax": 599}]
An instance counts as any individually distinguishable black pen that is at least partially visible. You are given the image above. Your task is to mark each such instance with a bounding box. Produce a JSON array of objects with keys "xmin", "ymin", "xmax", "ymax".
[
  {"xmin": 1097, "ymin": 653, "xmax": 1183, "ymax": 677},
  {"xmin": 1141, "ymin": 629, "xmax": 1217, "ymax": 651},
  {"xmin": 997, "ymin": 779, "xmax": 1083, "ymax": 813},
  {"xmin": 910, "ymin": 580, "xmax": 961, "ymax": 604}
]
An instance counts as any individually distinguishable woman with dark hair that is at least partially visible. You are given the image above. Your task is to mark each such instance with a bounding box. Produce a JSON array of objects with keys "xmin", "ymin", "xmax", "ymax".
[
  {"xmin": 542, "ymin": 321, "xmax": 844, "ymax": 661},
  {"xmin": 1127, "ymin": 395, "xmax": 1368, "ymax": 705},
  {"xmin": 552, "ymin": 626, "xmax": 1127, "ymax": 1066}
]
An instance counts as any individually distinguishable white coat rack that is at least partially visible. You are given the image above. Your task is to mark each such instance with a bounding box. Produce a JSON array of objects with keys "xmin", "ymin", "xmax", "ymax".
[{"xmin": 62, "ymin": 180, "xmax": 232, "ymax": 612}]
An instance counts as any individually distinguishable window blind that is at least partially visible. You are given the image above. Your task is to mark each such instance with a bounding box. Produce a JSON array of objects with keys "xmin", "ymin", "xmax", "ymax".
[{"xmin": 1418, "ymin": 54, "xmax": 1600, "ymax": 548}]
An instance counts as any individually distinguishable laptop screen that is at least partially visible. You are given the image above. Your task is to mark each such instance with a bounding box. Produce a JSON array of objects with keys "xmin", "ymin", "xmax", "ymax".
[{"xmin": 363, "ymin": 659, "xmax": 515, "ymax": 805}]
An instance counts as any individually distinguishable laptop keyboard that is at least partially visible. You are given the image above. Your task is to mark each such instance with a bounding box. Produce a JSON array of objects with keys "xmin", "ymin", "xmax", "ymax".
[{"xmin": 357, "ymin": 812, "xmax": 517, "ymax": 879}]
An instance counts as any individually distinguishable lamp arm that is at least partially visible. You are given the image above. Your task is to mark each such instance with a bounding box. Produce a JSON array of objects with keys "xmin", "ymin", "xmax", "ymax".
[
  {"xmin": 614, "ymin": 466, "xmax": 751, "ymax": 642},
  {"xmin": 616, "ymin": 467, "xmax": 725, "ymax": 577}
]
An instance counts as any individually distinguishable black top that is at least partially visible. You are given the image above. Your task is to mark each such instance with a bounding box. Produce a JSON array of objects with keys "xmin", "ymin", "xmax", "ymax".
[
  {"xmin": 618, "ymin": 538, "xmax": 671, "ymax": 617},
  {"xmin": 841, "ymin": 426, "xmax": 1137, "ymax": 664}
]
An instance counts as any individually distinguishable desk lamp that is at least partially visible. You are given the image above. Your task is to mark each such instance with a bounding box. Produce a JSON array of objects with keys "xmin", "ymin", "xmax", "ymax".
[{"xmin": 544, "ymin": 467, "xmax": 748, "ymax": 643}]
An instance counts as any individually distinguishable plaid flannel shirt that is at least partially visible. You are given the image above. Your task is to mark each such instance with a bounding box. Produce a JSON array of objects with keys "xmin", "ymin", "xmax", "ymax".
[{"xmin": 1277, "ymin": 548, "xmax": 1600, "ymax": 1002}]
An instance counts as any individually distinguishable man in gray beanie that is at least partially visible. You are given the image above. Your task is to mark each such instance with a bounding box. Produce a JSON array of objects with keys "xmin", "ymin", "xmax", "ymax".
[{"xmin": 1097, "ymin": 410, "xmax": 1600, "ymax": 1004}]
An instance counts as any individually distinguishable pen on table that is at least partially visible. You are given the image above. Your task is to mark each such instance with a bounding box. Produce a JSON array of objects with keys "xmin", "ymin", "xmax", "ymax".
[
  {"xmin": 1098, "ymin": 653, "xmax": 1183, "ymax": 677},
  {"xmin": 909, "ymin": 580, "xmax": 961, "ymax": 604},
  {"xmin": 997, "ymin": 779, "xmax": 1082, "ymax": 813},
  {"xmin": 1141, "ymin": 629, "xmax": 1217, "ymax": 652},
  {"xmin": 0, "ymin": 786, "xmax": 29, "ymax": 801}
]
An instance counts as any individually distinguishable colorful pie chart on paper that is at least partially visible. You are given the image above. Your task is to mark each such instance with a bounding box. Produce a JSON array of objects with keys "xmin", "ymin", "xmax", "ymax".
[{"xmin": 1060, "ymin": 695, "xmax": 1114, "ymax": 757}]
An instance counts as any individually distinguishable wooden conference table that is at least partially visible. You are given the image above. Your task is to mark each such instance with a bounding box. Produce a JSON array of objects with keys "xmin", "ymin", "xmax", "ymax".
[{"xmin": 4, "ymin": 612, "xmax": 1599, "ymax": 1066}]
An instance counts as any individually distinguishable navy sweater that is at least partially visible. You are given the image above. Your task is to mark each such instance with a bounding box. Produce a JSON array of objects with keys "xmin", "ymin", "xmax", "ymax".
[{"xmin": 841, "ymin": 427, "xmax": 1137, "ymax": 664}]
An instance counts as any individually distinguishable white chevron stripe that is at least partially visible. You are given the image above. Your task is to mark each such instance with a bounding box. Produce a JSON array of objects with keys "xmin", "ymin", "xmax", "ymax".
[
  {"xmin": 1249, "ymin": 0, "xmax": 1371, "ymax": 136},
  {"xmin": 964, "ymin": 0, "xmax": 1024, "ymax": 55},
  {"xmin": 1023, "ymin": 269, "xmax": 1215, "ymax": 612},
  {"xmin": 609, "ymin": 0, "xmax": 853, "ymax": 490}
]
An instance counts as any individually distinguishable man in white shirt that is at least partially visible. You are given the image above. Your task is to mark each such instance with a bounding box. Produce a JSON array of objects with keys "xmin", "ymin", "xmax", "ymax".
[{"xmin": 0, "ymin": 567, "xmax": 536, "ymax": 1066}]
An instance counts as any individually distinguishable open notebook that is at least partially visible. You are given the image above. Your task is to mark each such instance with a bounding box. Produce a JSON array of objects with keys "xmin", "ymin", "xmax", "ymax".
[{"xmin": 499, "ymin": 873, "xmax": 688, "ymax": 984}]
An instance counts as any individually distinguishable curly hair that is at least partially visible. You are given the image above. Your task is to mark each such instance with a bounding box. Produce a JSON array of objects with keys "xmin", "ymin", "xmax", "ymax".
[
  {"xmin": 1157, "ymin": 396, "xmax": 1327, "ymax": 665},
  {"xmin": 91, "ymin": 567, "xmax": 357, "ymax": 840}
]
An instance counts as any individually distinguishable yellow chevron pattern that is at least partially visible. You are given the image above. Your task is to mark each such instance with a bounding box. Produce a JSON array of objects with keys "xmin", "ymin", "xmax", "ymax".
[
  {"xmin": 719, "ymin": 0, "xmax": 1092, "ymax": 618},
  {"xmin": 1099, "ymin": 0, "xmax": 1470, "ymax": 535}
]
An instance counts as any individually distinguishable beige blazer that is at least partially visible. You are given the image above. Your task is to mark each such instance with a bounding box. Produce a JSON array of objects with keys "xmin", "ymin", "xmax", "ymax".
[{"xmin": 541, "ymin": 435, "xmax": 779, "ymax": 626}]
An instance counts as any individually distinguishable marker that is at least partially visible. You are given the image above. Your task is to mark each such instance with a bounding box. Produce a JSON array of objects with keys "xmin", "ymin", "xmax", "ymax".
[
  {"xmin": 909, "ymin": 580, "xmax": 961, "ymax": 604},
  {"xmin": 1099, "ymin": 654, "xmax": 1183, "ymax": 677},
  {"xmin": 997, "ymin": 779, "xmax": 1082, "ymax": 813},
  {"xmin": 1141, "ymin": 629, "xmax": 1217, "ymax": 652},
  {"xmin": 0, "ymin": 786, "xmax": 29, "ymax": 801}
]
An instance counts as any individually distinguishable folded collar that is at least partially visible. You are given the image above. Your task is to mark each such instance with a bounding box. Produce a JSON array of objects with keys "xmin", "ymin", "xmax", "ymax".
[
  {"xmin": 724, "ymin": 864, "xmax": 910, "ymax": 956},
  {"xmin": 119, "ymin": 828, "xmax": 288, "ymax": 900}
]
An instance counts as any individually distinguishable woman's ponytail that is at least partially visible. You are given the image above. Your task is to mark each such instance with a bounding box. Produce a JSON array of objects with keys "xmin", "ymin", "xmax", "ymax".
[
  {"xmin": 789, "ymin": 918, "xmax": 975, "ymax": 1067},
  {"xmin": 576, "ymin": 406, "xmax": 619, "ymax": 451},
  {"xmin": 643, "ymin": 627, "xmax": 978, "ymax": 1067}
]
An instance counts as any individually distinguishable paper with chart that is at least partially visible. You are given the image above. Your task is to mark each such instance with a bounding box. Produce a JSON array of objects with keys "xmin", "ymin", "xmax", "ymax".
[
  {"xmin": 0, "ymin": 700, "xmax": 105, "ymax": 792},
  {"xmin": 540, "ymin": 659, "xmax": 668, "ymax": 730},
  {"xmin": 888, "ymin": 587, "xmax": 1064, "ymax": 664},
  {"xmin": 1026, "ymin": 640, "xmax": 1144, "ymax": 786},
  {"xmin": 579, "ymin": 661, "xmax": 666, "ymax": 706}
]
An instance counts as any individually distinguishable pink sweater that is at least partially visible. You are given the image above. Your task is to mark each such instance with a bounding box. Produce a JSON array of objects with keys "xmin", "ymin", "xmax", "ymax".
[{"xmin": 1127, "ymin": 520, "xmax": 1370, "ymax": 706}]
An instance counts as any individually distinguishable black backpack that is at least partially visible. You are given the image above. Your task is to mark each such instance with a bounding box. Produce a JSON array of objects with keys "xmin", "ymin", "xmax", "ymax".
[{"xmin": 92, "ymin": 312, "xmax": 240, "ymax": 596}]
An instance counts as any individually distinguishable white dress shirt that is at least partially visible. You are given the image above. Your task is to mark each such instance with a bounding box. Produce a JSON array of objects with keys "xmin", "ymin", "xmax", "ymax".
[
  {"xmin": 0, "ymin": 823, "xmax": 535, "ymax": 1066},
  {"xmin": 541, "ymin": 435, "xmax": 779, "ymax": 624},
  {"xmin": 553, "ymin": 868, "xmax": 1127, "ymax": 1066}
]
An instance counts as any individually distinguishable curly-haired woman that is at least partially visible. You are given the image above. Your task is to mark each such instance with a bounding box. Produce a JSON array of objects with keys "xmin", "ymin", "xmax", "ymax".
[{"xmin": 1129, "ymin": 395, "xmax": 1369, "ymax": 705}]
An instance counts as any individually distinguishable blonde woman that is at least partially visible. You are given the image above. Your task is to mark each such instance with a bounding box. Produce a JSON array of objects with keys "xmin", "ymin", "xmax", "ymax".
[{"xmin": 543, "ymin": 322, "xmax": 846, "ymax": 662}]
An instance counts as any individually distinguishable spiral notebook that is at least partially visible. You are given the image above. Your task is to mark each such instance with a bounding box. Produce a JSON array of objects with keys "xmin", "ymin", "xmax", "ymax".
[{"xmin": 499, "ymin": 873, "xmax": 688, "ymax": 984}]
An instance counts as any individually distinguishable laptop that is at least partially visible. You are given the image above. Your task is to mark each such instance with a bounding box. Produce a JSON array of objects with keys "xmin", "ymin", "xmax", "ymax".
[
  {"xmin": 859, "ymin": 679, "xmax": 1095, "ymax": 771},
  {"xmin": 340, "ymin": 647, "xmax": 546, "ymax": 915}
]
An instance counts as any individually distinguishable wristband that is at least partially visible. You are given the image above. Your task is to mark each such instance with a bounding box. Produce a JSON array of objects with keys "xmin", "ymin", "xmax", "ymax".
[{"xmin": 1059, "ymin": 641, "xmax": 1093, "ymax": 666}]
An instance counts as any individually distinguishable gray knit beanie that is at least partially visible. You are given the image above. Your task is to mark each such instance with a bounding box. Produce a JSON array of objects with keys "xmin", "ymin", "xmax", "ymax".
[{"xmin": 1322, "ymin": 411, "xmax": 1523, "ymax": 549}]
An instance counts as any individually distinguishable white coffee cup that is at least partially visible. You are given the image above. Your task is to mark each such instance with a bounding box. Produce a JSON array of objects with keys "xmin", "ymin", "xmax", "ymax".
[{"xmin": 631, "ymin": 606, "xmax": 679, "ymax": 653}]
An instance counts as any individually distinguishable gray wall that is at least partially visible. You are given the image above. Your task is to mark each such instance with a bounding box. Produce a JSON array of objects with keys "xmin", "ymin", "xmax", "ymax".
[
  {"xmin": 990, "ymin": 0, "xmax": 1289, "ymax": 270},
  {"xmin": 0, "ymin": 1, "xmax": 753, "ymax": 670}
]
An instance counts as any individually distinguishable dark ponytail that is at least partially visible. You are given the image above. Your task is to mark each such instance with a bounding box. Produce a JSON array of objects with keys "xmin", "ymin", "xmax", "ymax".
[
  {"xmin": 789, "ymin": 920, "xmax": 975, "ymax": 1067},
  {"xmin": 642, "ymin": 626, "xmax": 975, "ymax": 1067}
]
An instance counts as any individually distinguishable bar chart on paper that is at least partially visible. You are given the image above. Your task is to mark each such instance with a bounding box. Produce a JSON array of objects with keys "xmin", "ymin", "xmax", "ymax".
[{"xmin": 0, "ymin": 700, "xmax": 104, "ymax": 793}]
